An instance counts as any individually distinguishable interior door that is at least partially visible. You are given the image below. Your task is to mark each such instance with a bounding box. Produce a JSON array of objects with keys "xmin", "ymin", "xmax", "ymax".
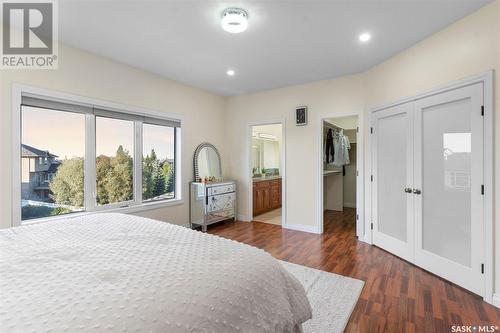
[
  {"xmin": 372, "ymin": 102, "xmax": 414, "ymax": 262},
  {"xmin": 413, "ymin": 83, "xmax": 484, "ymax": 295}
]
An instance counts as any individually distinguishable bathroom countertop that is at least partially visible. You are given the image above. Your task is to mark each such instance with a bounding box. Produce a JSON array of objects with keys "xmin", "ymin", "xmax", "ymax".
[{"xmin": 252, "ymin": 176, "xmax": 282, "ymax": 183}]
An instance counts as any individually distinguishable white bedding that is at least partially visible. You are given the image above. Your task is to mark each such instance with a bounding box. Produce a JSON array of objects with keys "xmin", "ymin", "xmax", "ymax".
[{"xmin": 0, "ymin": 213, "xmax": 311, "ymax": 332}]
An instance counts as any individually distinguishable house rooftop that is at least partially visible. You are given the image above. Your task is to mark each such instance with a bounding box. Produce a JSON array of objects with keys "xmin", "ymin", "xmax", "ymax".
[{"xmin": 21, "ymin": 144, "xmax": 58, "ymax": 159}]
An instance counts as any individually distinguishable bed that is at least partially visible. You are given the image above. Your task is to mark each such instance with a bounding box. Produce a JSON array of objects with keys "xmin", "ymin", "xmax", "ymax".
[{"xmin": 0, "ymin": 213, "xmax": 312, "ymax": 332}]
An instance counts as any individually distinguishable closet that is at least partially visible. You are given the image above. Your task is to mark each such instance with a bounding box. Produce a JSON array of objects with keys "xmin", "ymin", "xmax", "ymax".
[
  {"xmin": 371, "ymin": 83, "xmax": 484, "ymax": 295},
  {"xmin": 323, "ymin": 119, "xmax": 357, "ymax": 212}
]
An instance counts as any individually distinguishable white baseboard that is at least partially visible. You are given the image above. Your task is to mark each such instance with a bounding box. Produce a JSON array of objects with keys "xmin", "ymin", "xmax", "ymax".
[
  {"xmin": 493, "ymin": 293, "xmax": 500, "ymax": 308},
  {"xmin": 284, "ymin": 223, "xmax": 320, "ymax": 234},
  {"xmin": 237, "ymin": 214, "xmax": 251, "ymax": 222},
  {"xmin": 343, "ymin": 202, "xmax": 356, "ymax": 208}
]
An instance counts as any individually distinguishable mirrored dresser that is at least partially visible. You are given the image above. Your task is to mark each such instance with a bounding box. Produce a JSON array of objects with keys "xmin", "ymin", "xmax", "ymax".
[{"xmin": 189, "ymin": 143, "xmax": 237, "ymax": 232}]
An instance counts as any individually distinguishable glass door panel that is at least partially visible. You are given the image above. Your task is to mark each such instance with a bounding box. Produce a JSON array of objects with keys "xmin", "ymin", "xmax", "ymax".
[
  {"xmin": 414, "ymin": 83, "xmax": 484, "ymax": 295},
  {"xmin": 372, "ymin": 102, "xmax": 414, "ymax": 262}
]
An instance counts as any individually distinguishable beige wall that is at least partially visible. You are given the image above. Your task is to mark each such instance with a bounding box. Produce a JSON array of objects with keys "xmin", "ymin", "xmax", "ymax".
[
  {"xmin": 225, "ymin": 74, "xmax": 366, "ymax": 228},
  {"xmin": 0, "ymin": 44, "xmax": 226, "ymax": 229},
  {"xmin": 225, "ymin": 0, "xmax": 499, "ymax": 293}
]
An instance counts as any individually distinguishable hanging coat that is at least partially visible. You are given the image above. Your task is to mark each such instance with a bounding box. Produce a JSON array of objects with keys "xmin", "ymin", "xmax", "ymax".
[{"xmin": 325, "ymin": 128, "xmax": 334, "ymax": 163}]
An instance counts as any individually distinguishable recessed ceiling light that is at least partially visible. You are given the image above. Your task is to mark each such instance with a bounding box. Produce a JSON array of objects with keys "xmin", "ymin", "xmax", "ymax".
[
  {"xmin": 221, "ymin": 8, "xmax": 248, "ymax": 34},
  {"xmin": 359, "ymin": 32, "xmax": 371, "ymax": 43},
  {"xmin": 226, "ymin": 69, "xmax": 235, "ymax": 76}
]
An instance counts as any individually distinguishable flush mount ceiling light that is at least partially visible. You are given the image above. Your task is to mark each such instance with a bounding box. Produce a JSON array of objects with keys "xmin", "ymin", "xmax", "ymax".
[
  {"xmin": 226, "ymin": 69, "xmax": 235, "ymax": 76},
  {"xmin": 221, "ymin": 8, "xmax": 248, "ymax": 33},
  {"xmin": 359, "ymin": 32, "xmax": 372, "ymax": 43}
]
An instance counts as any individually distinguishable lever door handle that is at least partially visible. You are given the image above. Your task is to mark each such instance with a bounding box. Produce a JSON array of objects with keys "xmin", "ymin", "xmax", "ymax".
[{"xmin": 413, "ymin": 189, "xmax": 421, "ymax": 195}]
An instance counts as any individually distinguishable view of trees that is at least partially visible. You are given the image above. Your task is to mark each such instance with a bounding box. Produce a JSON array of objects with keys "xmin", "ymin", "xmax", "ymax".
[
  {"xmin": 49, "ymin": 157, "xmax": 85, "ymax": 207},
  {"xmin": 96, "ymin": 145, "xmax": 134, "ymax": 205},
  {"xmin": 142, "ymin": 149, "xmax": 175, "ymax": 201},
  {"xmin": 48, "ymin": 146, "xmax": 174, "ymax": 207}
]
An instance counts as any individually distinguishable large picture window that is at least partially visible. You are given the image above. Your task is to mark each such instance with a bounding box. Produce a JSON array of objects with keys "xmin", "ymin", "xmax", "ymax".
[
  {"xmin": 19, "ymin": 94, "xmax": 180, "ymax": 223},
  {"xmin": 21, "ymin": 106, "xmax": 86, "ymax": 220},
  {"xmin": 96, "ymin": 116, "xmax": 135, "ymax": 206},
  {"xmin": 142, "ymin": 123, "xmax": 176, "ymax": 202}
]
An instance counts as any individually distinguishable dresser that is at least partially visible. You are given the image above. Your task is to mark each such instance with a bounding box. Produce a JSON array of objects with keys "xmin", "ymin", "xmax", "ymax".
[{"xmin": 190, "ymin": 181, "xmax": 237, "ymax": 232}]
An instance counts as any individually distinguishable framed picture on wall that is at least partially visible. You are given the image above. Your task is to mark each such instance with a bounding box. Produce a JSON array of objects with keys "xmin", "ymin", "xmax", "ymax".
[{"xmin": 296, "ymin": 106, "xmax": 307, "ymax": 126}]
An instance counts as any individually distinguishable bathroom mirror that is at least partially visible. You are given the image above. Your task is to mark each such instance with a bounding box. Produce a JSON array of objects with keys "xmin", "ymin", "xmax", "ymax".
[{"xmin": 193, "ymin": 143, "xmax": 222, "ymax": 181}]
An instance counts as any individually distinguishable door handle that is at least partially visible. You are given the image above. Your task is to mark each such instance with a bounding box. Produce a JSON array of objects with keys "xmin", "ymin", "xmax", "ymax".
[
  {"xmin": 413, "ymin": 189, "xmax": 421, "ymax": 195},
  {"xmin": 404, "ymin": 187, "xmax": 412, "ymax": 193}
]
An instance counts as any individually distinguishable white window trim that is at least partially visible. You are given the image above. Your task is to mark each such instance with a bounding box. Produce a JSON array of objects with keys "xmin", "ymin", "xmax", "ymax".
[{"xmin": 12, "ymin": 83, "xmax": 184, "ymax": 227}]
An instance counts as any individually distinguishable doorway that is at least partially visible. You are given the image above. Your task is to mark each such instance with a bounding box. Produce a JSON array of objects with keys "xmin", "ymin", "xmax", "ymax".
[
  {"xmin": 321, "ymin": 115, "xmax": 361, "ymax": 238},
  {"xmin": 249, "ymin": 122, "xmax": 285, "ymax": 226}
]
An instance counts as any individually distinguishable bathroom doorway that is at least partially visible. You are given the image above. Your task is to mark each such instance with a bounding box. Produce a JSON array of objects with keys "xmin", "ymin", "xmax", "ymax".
[
  {"xmin": 321, "ymin": 115, "xmax": 363, "ymax": 238},
  {"xmin": 248, "ymin": 121, "xmax": 285, "ymax": 227}
]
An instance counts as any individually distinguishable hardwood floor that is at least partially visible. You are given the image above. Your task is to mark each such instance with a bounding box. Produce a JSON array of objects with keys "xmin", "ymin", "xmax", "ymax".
[{"xmin": 209, "ymin": 208, "xmax": 500, "ymax": 332}]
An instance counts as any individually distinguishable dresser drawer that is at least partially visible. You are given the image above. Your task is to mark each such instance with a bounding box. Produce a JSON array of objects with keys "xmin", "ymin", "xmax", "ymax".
[
  {"xmin": 208, "ymin": 193, "xmax": 235, "ymax": 212},
  {"xmin": 206, "ymin": 208, "xmax": 235, "ymax": 224},
  {"xmin": 208, "ymin": 184, "xmax": 235, "ymax": 196}
]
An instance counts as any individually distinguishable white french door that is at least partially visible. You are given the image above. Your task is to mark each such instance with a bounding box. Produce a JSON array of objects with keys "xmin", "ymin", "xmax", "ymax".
[
  {"xmin": 372, "ymin": 102, "xmax": 414, "ymax": 262},
  {"xmin": 372, "ymin": 83, "xmax": 485, "ymax": 295},
  {"xmin": 413, "ymin": 83, "xmax": 484, "ymax": 295}
]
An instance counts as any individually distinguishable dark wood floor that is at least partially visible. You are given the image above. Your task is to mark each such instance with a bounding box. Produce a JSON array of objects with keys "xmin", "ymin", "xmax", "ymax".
[{"xmin": 209, "ymin": 209, "xmax": 500, "ymax": 332}]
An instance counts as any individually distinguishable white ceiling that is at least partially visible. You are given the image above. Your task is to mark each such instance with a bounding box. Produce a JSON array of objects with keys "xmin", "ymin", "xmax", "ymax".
[{"xmin": 60, "ymin": 0, "xmax": 491, "ymax": 96}]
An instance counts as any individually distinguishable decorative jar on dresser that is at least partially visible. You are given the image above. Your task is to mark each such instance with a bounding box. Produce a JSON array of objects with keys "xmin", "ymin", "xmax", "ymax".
[{"xmin": 189, "ymin": 143, "xmax": 237, "ymax": 232}]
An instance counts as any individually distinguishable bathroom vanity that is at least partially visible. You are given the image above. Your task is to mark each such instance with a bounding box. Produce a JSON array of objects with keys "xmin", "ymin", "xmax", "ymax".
[{"xmin": 252, "ymin": 177, "xmax": 282, "ymax": 216}]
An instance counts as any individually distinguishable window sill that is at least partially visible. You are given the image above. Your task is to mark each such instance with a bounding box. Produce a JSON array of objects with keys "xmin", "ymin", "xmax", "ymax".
[{"xmin": 20, "ymin": 198, "xmax": 184, "ymax": 227}]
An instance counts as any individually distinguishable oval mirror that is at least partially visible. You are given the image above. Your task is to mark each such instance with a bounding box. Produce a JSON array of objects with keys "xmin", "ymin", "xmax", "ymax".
[{"xmin": 193, "ymin": 143, "xmax": 222, "ymax": 182}]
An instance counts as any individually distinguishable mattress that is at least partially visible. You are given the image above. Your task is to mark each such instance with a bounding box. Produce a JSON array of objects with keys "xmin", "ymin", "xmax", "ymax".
[{"xmin": 0, "ymin": 213, "xmax": 312, "ymax": 332}]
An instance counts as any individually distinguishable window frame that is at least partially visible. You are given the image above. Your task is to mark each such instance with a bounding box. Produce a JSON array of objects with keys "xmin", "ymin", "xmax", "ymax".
[
  {"xmin": 141, "ymin": 121, "xmax": 177, "ymax": 204},
  {"xmin": 13, "ymin": 84, "xmax": 183, "ymax": 226}
]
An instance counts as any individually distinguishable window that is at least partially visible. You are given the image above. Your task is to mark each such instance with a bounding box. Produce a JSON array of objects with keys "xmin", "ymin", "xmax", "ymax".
[
  {"xmin": 21, "ymin": 106, "xmax": 85, "ymax": 221},
  {"xmin": 96, "ymin": 116, "xmax": 135, "ymax": 206},
  {"xmin": 142, "ymin": 123, "xmax": 176, "ymax": 202},
  {"xmin": 19, "ymin": 94, "xmax": 181, "ymax": 223}
]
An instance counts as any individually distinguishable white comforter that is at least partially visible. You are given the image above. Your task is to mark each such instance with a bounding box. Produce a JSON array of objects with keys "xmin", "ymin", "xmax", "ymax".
[{"xmin": 0, "ymin": 213, "xmax": 311, "ymax": 332}]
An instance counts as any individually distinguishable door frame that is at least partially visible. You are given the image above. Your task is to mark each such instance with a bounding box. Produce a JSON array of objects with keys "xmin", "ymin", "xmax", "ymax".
[
  {"xmin": 317, "ymin": 111, "xmax": 365, "ymax": 237},
  {"xmin": 247, "ymin": 119, "xmax": 287, "ymax": 228},
  {"xmin": 368, "ymin": 70, "xmax": 494, "ymax": 304}
]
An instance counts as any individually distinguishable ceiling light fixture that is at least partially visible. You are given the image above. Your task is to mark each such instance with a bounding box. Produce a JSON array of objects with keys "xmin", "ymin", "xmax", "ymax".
[
  {"xmin": 359, "ymin": 32, "xmax": 372, "ymax": 43},
  {"xmin": 226, "ymin": 69, "xmax": 235, "ymax": 76},
  {"xmin": 221, "ymin": 8, "xmax": 248, "ymax": 33}
]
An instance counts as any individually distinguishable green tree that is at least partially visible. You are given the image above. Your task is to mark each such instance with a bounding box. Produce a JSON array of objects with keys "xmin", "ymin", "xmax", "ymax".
[
  {"xmin": 104, "ymin": 145, "xmax": 133, "ymax": 204},
  {"xmin": 51, "ymin": 146, "xmax": 167, "ymax": 206},
  {"xmin": 152, "ymin": 159, "xmax": 166, "ymax": 197},
  {"xmin": 142, "ymin": 149, "xmax": 156, "ymax": 200},
  {"xmin": 49, "ymin": 158, "xmax": 84, "ymax": 207},
  {"xmin": 96, "ymin": 155, "xmax": 112, "ymax": 205},
  {"xmin": 143, "ymin": 149, "xmax": 170, "ymax": 200},
  {"xmin": 163, "ymin": 161, "xmax": 175, "ymax": 194}
]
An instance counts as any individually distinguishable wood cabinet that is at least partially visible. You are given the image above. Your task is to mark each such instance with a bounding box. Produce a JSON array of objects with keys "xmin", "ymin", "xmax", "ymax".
[{"xmin": 253, "ymin": 178, "xmax": 281, "ymax": 216}]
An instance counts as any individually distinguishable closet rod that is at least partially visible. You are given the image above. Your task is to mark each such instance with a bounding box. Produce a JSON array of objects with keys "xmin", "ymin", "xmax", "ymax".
[{"xmin": 323, "ymin": 121, "xmax": 343, "ymax": 131}]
